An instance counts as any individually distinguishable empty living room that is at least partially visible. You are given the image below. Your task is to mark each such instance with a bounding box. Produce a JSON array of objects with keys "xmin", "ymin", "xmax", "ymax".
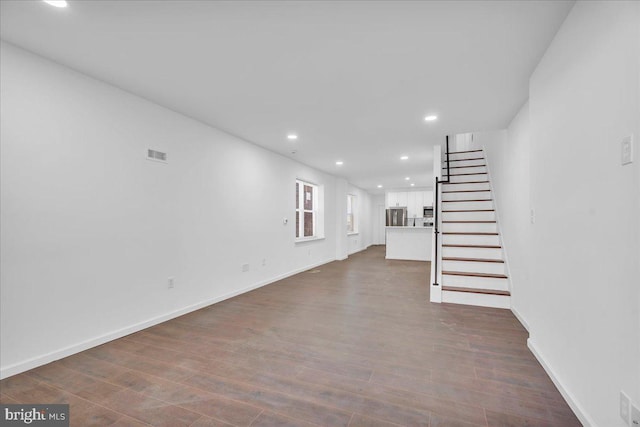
[{"xmin": 1, "ymin": 1, "xmax": 639, "ymax": 426}]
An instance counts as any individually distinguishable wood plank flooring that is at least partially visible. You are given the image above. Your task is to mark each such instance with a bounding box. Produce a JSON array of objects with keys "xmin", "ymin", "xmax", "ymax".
[{"xmin": 0, "ymin": 246, "xmax": 580, "ymax": 426}]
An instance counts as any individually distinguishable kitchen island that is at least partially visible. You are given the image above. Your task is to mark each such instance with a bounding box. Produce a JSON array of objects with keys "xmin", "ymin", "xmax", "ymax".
[{"xmin": 386, "ymin": 226, "xmax": 432, "ymax": 261}]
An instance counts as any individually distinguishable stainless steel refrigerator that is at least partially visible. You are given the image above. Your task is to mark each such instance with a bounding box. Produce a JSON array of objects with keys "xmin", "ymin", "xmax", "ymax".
[{"xmin": 386, "ymin": 207, "xmax": 407, "ymax": 226}]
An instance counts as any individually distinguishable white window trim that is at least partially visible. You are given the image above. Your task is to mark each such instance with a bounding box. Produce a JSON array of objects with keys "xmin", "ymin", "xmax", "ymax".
[
  {"xmin": 296, "ymin": 179, "xmax": 318, "ymax": 241},
  {"xmin": 295, "ymin": 236, "xmax": 326, "ymax": 243},
  {"xmin": 347, "ymin": 193, "xmax": 358, "ymax": 234}
]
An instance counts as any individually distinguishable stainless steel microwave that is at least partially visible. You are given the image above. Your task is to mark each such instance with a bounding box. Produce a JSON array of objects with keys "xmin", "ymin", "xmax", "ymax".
[{"xmin": 423, "ymin": 207, "xmax": 434, "ymax": 218}]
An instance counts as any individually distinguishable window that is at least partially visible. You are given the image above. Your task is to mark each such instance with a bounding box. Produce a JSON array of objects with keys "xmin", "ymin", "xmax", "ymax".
[
  {"xmin": 296, "ymin": 180, "xmax": 317, "ymax": 239},
  {"xmin": 347, "ymin": 194, "xmax": 357, "ymax": 234}
]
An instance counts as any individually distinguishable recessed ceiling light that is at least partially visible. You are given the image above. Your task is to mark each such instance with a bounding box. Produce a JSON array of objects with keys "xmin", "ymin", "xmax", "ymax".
[
  {"xmin": 43, "ymin": 0, "xmax": 68, "ymax": 7},
  {"xmin": 287, "ymin": 134, "xmax": 298, "ymax": 140},
  {"xmin": 424, "ymin": 115, "xmax": 438, "ymax": 122},
  {"xmin": 405, "ymin": 177, "xmax": 410, "ymax": 181},
  {"xmin": 377, "ymin": 185, "xmax": 383, "ymax": 188},
  {"xmin": 400, "ymin": 155, "xmax": 409, "ymax": 160},
  {"xmin": 410, "ymin": 183, "xmax": 415, "ymax": 187},
  {"xmin": 335, "ymin": 161, "xmax": 344, "ymax": 166}
]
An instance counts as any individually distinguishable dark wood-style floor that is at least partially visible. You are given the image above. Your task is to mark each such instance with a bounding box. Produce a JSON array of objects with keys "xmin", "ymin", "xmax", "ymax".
[{"xmin": 0, "ymin": 246, "xmax": 580, "ymax": 427}]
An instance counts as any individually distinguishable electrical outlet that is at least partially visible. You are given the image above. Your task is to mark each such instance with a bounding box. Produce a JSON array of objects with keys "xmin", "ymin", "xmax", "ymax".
[
  {"xmin": 631, "ymin": 403, "xmax": 640, "ymax": 427},
  {"xmin": 242, "ymin": 263, "xmax": 250, "ymax": 272},
  {"xmin": 621, "ymin": 391, "xmax": 631, "ymax": 424},
  {"xmin": 530, "ymin": 208, "xmax": 535, "ymax": 224},
  {"xmin": 262, "ymin": 258, "xmax": 266, "ymax": 267},
  {"xmin": 168, "ymin": 277, "xmax": 174, "ymax": 289}
]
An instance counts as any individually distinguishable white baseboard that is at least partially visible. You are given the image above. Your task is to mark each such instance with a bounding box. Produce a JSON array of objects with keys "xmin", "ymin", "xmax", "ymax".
[
  {"xmin": 0, "ymin": 257, "xmax": 335, "ymax": 380},
  {"xmin": 527, "ymin": 338, "xmax": 594, "ymax": 427},
  {"xmin": 348, "ymin": 243, "xmax": 372, "ymax": 256},
  {"xmin": 511, "ymin": 306, "xmax": 530, "ymax": 332}
]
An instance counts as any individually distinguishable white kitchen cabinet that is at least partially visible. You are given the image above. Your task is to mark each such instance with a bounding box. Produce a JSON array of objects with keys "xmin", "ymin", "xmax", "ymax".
[
  {"xmin": 388, "ymin": 190, "xmax": 433, "ymax": 213},
  {"xmin": 415, "ymin": 192, "xmax": 425, "ymax": 217},
  {"xmin": 386, "ymin": 227, "xmax": 432, "ymax": 261},
  {"xmin": 397, "ymin": 192, "xmax": 408, "ymax": 207},
  {"xmin": 423, "ymin": 190, "xmax": 433, "ymax": 207},
  {"xmin": 407, "ymin": 192, "xmax": 417, "ymax": 217},
  {"xmin": 386, "ymin": 192, "xmax": 395, "ymax": 208},
  {"xmin": 387, "ymin": 191, "xmax": 408, "ymax": 208}
]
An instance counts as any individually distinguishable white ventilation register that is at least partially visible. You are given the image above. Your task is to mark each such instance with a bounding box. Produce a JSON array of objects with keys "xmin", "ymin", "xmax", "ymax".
[{"xmin": 146, "ymin": 149, "xmax": 167, "ymax": 163}]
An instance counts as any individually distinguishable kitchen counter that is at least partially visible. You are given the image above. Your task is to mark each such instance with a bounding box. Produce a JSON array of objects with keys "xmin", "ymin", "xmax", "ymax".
[{"xmin": 385, "ymin": 226, "xmax": 432, "ymax": 261}]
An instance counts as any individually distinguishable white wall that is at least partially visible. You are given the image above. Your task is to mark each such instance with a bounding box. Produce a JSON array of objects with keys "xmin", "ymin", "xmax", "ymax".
[
  {"xmin": 371, "ymin": 194, "xmax": 386, "ymax": 245},
  {"xmin": 482, "ymin": 103, "xmax": 532, "ymax": 328},
  {"xmin": 483, "ymin": 2, "xmax": 640, "ymax": 425},
  {"xmin": 335, "ymin": 178, "xmax": 349, "ymax": 261},
  {"xmin": 347, "ymin": 184, "xmax": 373, "ymax": 255},
  {"xmin": 0, "ymin": 42, "xmax": 373, "ymax": 378}
]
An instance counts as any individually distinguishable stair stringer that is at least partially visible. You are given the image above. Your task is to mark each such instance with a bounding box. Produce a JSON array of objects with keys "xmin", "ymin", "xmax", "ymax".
[{"xmin": 481, "ymin": 144, "xmax": 514, "ymax": 297}]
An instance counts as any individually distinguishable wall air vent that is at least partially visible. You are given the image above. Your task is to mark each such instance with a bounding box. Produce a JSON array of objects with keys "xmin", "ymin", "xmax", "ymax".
[{"xmin": 147, "ymin": 149, "xmax": 167, "ymax": 163}]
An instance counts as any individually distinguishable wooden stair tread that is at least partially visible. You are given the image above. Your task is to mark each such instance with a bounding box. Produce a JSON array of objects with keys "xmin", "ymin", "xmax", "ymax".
[
  {"xmin": 447, "ymin": 149, "xmax": 483, "ymax": 154},
  {"xmin": 442, "ymin": 199, "xmax": 492, "ymax": 202},
  {"xmin": 443, "ymin": 257, "xmax": 504, "ymax": 263},
  {"xmin": 442, "ymin": 220, "xmax": 496, "ymax": 223},
  {"xmin": 442, "ymin": 286, "xmax": 510, "ymax": 296},
  {"xmin": 442, "ymin": 181, "xmax": 490, "ymax": 185},
  {"xmin": 443, "ymin": 190, "xmax": 490, "ymax": 193},
  {"xmin": 443, "ymin": 271, "xmax": 508, "ymax": 279},
  {"xmin": 446, "ymin": 165, "xmax": 486, "ymax": 169},
  {"xmin": 442, "ymin": 209, "xmax": 495, "ymax": 212},
  {"xmin": 444, "ymin": 157, "xmax": 484, "ymax": 163},
  {"xmin": 443, "ymin": 232, "xmax": 498, "ymax": 235},
  {"xmin": 444, "ymin": 244, "xmax": 501, "ymax": 248},
  {"xmin": 443, "ymin": 172, "xmax": 488, "ymax": 176}
]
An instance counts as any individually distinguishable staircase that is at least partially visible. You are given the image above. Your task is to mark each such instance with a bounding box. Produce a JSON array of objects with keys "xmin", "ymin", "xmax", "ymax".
[{"xmin": 439, "ymin": 149, "xmax": 510, "ymax": 309}]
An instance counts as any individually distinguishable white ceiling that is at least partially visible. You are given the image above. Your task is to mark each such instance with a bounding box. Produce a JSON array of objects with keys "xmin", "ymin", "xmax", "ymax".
[{"xmin": 0, "ymin": 0, "xmax": 574, "ymax": 193}]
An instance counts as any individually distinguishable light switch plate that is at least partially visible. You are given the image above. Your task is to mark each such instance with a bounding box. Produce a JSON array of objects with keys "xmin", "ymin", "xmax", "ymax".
[
  {"xmin": 622, "ymin": 135, "xmax": 633, "ymax": 165},
  {"xmin": 631, "ymin": 402, "xmax": 640, "ymax": 427},
  {"xmin": 621, "ymin": 391, "xmax": 631, "ymax": 424}
]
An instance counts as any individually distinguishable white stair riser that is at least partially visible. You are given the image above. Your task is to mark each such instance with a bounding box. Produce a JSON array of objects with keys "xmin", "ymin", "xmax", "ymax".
[
  {"xmin": 448, "ymin": 174, "xmax": 489, "ymax": 183},
  {"xmin": 442, "ymin": 274, "xmax": 509, "ymax": 291},
  {"xmin": 441, "ymin": 234, "xmax": 500, "ymax": 247},
  {"xmin": 447, "ymin": 152, "xmax": 484, "ymax": 161},
  {"xmin": 442, "ymin": 191, "xmax": 491, "ymax": 201},
  {"xmin": 444, "ymin": 166, "xmax": 487, "ymax": 175},
  {"xmin": 442, "ymin": 222, "xmax": 497, "ymax": 233},
  {"xmin": 441, "ymin": 200, "xmax": 493, "ymax": 210},
  {"xmin": 438, "ymin": 148, "xmax": 512, "ymax": 310},
  {"xmin": 442, "ymin": 246, "xmax": 503, "ymax": 259},
  {"xmin": 442, "ymin": 234, "xmax": 500, "ymax": 246},
  {"xmin": 441, "ymin": 182, "xmax": 490, "ymax": 192},
  {"xmin": 442, "ymin": 211, "xmax": 496, "ymax": 221},
  {"xmin": 442, "ymin": 260, "xmax": 505, "ymax": 275},
  {"xmin": 443, "ymin": 158, "xmax": 485, "ymax": 168},
  {"xmin": 442, "ymin": 291, "xmax": 510, "ymax": 309}
]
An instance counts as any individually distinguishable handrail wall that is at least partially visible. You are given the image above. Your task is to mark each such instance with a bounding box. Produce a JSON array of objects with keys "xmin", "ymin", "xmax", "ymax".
[{"xmin": 432, "ymin": 136, "xmax": 450, "ymax": 289}]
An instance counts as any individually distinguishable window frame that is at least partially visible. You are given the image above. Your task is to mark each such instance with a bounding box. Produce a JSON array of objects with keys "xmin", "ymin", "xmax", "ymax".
[
  {"xmin": 347, "ymin": 193, "xmax": 358, "ymax": 234},
  {"xmin": 296, "ymin": 179, "xmax": 318, "ymax": 240}
]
